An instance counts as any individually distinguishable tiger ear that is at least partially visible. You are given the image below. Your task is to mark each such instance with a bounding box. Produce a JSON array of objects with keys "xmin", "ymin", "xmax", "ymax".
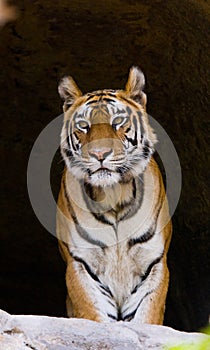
[
  {"xmin": 125, "ymin": 66, "xmax": 147, "ymax": 107},
  {"xmin": 58, "ymin": 76, "xmax": 82, "ymax": 111}
]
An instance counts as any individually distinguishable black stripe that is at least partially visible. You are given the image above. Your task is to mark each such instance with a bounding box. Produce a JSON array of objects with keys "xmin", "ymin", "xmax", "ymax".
[
  {"xmin": 70, "ymin": 254, "xmax": 101, "ymax": 283},
  {"xmin": 132, "ymin": 178, "xmax": 136, "ymax": 199},
  {"xmin": 107, "ymin": 313, "xmax": 118, "ymax": 320},
  {"xmin": 115, "ymin": 179, "xmax": 136, "ymax": 212},
  {"xmin": 122, "ymin": 290, "xmax": 153, "ymax": 321},
  {"xmin": 70, "ymin": 132, "xmax": 77, "ymax": 152},
  {"xmin": 106, "ymin": 92, "xmax": 117, "ymax": 97},
  {"xmin": 99, "ymin": 284, "xmax": 113, "ymax": 298},
  {"xmin": 122, "ymin": 309, "xmax": 137, "ymax": 322},
  {"xmin": 70, "ymin": 253, "xmax": 115, "ymax": 303},
  {"xmin": 125, "ymin": 114, "xmax": 138, "ymax": 146},
  {"xmin": 82, "ymin": 182, "xmax": 115, "ymax": 226},
  {"xmin": 131, "ymin": 253, "xmax": 163, "ymax": 295},
  {"xmin": 117, "ymin": 309, "xmax": 122, "ymax": 321},
  {"xmin": 73, "ymin": 132, "xmax": 80, "ymax": 141},
  {"xmin": 118, "ymin": 175, "xmax": 144, "ymax": 222},
  {"xmin": 65, "ymin": 120, "xmax": 71, "ymax": 151},
  {"xmin": 141, "ymin": 253, "xmax": 164, "ymax": 283},
  {"xmin": 108, "ymin": 308, "xmax": 122, "ymax": 321},
  {"xmin": 125, "ymin": 135, "xmax": 137, "ymax": 147},
  {"xmin": 101, "ymin": 291, "xmax": 110, "ymax": 298},
  {"xmin": 116, "ymin": 167, "xmax": 126, "ymax": 175},
  {"xmin": 126, "ymin": 106, "xmax": 132, "ymax": 116},
  {"xmin": 128, "ymin": 169, "xmax": 163, "ymax": 245},
  {"xmin": 108, "ymin": 300, "xmax": 117, "ymax": 308},
  {"xmin": 63, "ymin": 148, "xmax": 73, "ymax": 159},
  {"xmin": 137, "ymin": 111, "xmax": 144, "ymax": 142},
  {"xmin": 70, "ymin": 253, "xmax": 116, "ymax": 309},
  {"xmin": 142, "ymin": 141, "xmax": 151, "ymax": 159},
  {"xmin": 87, "ymin": 92, "xmax": 107, "ymax": 98},
  {"xmin": 133, "ymin": 115, "xmax": 138, "ymax": 146},
  {"xmin": 63, "ymin": 180, "xmax": 107, "ymax": 248},
  {"xmin": 91, "ymin": 212, "xmax": 114, "ymax": 226},
  {"xmin": 86, "ymin": 100, "xmax": 97, "ymax": 105},
  {"xmin": 128, "ymin": 227, "xmax": 155, "ymax": 247},
  {"xmin": 102, "ymin": 97, "xmax": 115, "ymax": 103},
  {"xmin": 85, "ymin": 92, "xmax": 115, "ymax": 103},
  {"xmin": 85, "ymin": 95, "xmax": 96, "ymax": 101},
  {"xmin": 68, "ymin": 118, "xmax": 78, "ymax": 152},
  {"xmin": 131, "ymin": 283, "xmax": 140, "ymax": 295}
]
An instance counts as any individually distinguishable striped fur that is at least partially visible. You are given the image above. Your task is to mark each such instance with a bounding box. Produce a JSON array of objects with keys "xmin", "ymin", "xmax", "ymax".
[{"xmin": 57, "ymin": 67, "xmax": 172, "ymax": 324}]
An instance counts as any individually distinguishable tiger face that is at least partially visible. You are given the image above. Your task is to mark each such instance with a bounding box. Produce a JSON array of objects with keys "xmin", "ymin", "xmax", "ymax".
[{"xmin": 59, "ymin": 67, "xmax": 157, "ymax": 187}]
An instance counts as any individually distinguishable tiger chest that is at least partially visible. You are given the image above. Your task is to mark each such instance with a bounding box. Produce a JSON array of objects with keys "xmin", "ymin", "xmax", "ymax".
[{"xmin": 69, "ymin": 223, "xmax": 164, "ymax": 307}]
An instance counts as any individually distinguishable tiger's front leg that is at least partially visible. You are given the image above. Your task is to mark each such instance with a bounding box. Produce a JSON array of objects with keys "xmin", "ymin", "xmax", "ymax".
[
  {"xmin": 121, "ymin": 253, "xmax": 169, "ymax": 325},
  {"xmin": 65, "ymin": 251, "xmax": 169, "ymax": 324},
  {"xmin": 66, "ymin": 262, "xmax": 103, "ymax": 321},
  {"xmin": 62, "ymin": 246, "xmax": 117, "ymax": 322}
]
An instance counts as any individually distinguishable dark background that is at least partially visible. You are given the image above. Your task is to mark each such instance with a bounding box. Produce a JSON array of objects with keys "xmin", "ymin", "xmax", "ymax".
[{"xmin": 0, "ymin": 0, "xmax": 209, "ymax": 331}]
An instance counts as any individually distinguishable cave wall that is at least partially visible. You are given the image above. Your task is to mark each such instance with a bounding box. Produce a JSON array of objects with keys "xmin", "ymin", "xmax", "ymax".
[{"xmin": 0, "ymin": 0, "xmax": 209, "ymax": 331}]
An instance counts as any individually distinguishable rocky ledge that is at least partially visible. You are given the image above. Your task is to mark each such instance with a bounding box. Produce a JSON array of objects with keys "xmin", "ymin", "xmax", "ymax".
[{"xmin": 0, "ymin": 309, "xmax": 209, "ymax": 350}]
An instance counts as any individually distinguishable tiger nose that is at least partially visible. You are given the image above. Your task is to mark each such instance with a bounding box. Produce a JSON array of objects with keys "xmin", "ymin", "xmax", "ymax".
[{"xmin": 88, "ymin": 148, "xmax": 113, "ymax": 161}]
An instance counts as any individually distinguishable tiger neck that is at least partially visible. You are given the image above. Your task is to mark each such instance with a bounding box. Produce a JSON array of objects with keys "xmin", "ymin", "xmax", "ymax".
[{"xmin": 82, "ymin": 175, "xmax": 144, "ymax": 223}]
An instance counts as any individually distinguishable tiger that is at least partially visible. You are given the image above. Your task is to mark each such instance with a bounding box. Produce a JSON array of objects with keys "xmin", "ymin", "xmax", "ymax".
[{"xmin": 56, "ymin": 66, "xmax": 172, "ymax": 324}]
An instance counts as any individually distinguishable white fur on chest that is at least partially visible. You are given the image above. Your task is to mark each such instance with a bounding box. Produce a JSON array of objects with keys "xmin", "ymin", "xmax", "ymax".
[
  {"xmin": 58, "ymin": 165, "xmax": 159, "ymax": 245},
  {"xmin": 56, "ymin": 167, "xmax": 164, "ymax": 307}
]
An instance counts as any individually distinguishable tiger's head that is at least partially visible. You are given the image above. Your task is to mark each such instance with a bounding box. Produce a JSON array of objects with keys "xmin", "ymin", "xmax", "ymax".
[{"xmin": 58, "ymin": 67, "xmax": 157, "ymax": 187}]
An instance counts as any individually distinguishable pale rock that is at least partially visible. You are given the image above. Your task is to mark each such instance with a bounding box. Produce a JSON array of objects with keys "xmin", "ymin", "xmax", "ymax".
[{"xmin": 0, "ymin": 309, "xmax": 208, "ymax": 350}]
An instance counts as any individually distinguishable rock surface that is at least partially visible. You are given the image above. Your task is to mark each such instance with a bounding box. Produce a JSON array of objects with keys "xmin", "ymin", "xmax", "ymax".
[{"xmin": 0, "ymin": 310, "xmax": 209, "ymax": 350}]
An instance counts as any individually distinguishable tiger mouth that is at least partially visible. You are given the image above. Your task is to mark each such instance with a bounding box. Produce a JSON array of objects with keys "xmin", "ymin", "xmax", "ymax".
[{"xmin": 92, "ymin": 167, "xmax": 112, "ymax": 175}]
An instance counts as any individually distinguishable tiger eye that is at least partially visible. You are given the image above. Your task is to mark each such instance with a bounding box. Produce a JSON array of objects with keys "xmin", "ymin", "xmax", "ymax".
[
  {"xmin": 76, "ymin": 120, "xmax": 89, "ymax": 130},
  {"xmin": 112, "ymin": 116, "xmax": 127, "ymax": 128},
  {"xmin": 114, "ymin": 116, "xmax": 124, "ymax": 124}
]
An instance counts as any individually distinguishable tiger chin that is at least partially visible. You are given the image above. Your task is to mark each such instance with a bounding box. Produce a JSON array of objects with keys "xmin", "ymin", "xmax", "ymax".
[{"xmin": 56, "ymin": 67, "xmax": 172, "ymax": 325}]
